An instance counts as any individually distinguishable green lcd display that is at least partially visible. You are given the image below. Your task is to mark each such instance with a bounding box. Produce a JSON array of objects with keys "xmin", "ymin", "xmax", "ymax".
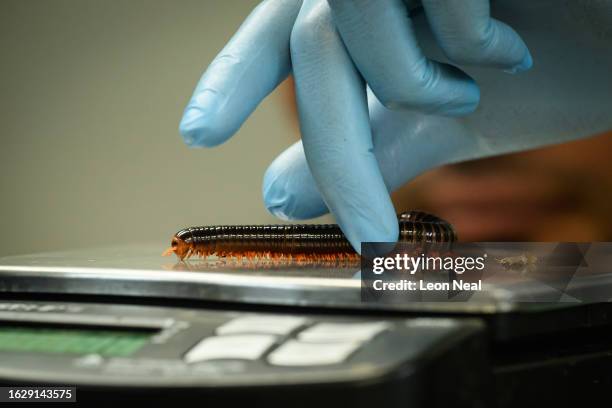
[{"xmin": 0, "ymin": 325, "xmax": 153, "ymax": 357}]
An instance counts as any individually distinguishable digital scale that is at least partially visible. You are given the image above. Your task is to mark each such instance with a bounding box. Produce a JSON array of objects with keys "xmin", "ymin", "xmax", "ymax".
[{"xmin": 1, "ymin": 244, "xmax": 612, "ymax": 406}]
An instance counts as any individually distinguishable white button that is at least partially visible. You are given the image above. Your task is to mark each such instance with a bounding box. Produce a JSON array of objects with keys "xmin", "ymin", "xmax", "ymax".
[
  {"xmin": 184, "ymin": 334, "xmax": 277, "ymax": 364},
  {"xmin": 74, "ymin": 354, "xmax": 104, "ymax": 368},
  {"xmin": 216, "ymin": 315, "xmax": 307, "ymax": 336},
  {"xmin": 268, "ymin": 340, "xmax": 361, "ymax": 366},
  {"xmin": 298, "ymin": 321, "xmax": 391, "ymax": 343}
]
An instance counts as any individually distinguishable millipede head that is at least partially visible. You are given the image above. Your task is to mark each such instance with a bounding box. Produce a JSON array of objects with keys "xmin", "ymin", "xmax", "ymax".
[{"xmin": 162, "ymin": 235, "xmax": 191, "ymax": 261}]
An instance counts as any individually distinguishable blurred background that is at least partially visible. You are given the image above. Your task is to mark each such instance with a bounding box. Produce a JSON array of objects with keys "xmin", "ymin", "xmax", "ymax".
[
  {"xmin": 0, "ymin": 0, "xmax": 304, "ymax": 256},
  {"xmin": 1, "ymin": 0, "xmax": 611, "ymax": 257}
]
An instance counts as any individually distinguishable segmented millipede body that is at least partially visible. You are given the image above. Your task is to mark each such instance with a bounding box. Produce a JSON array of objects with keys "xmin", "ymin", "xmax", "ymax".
[{"xmin": 163, "ymin": 211, "xmax": 456, "ymax": 261}]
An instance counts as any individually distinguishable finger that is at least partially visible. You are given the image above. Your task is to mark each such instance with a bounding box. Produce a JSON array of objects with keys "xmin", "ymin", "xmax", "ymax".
[
  {"xmin": 288, "ymin": 0, "xmax": 399, "ymax": 250},
  {"xmin": 263, "ymin": 142, "xmax": 327, "ymax": 220},
  {"xmin": 421, "ymin": 0, "xmax": 533, "ymax": 73},
  {"xmin": 179, "ymin": 0, "xmax": 303, "ymax": 147},
  {"xmin": 327, "ymin": 0, "xmax": 479, "ymax": 116},
  {"xmin": 263, "ymin": 88, "xmax": 478, "ymax": 220}
]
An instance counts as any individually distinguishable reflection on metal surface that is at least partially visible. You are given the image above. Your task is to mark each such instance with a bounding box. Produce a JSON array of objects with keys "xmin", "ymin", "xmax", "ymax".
[{"xmin": 165, "ymin": 256, "xmax": 360, "ymax": 278}]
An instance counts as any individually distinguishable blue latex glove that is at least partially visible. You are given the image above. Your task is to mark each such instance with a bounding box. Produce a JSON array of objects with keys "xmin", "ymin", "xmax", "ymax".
[{"xmin": 179, "ymin": 0, "xmax": 611, "ymax": 252}]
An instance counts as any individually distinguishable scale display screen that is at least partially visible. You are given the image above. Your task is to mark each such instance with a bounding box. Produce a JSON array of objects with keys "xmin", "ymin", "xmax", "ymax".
[{"xmin": 0, "ymin": 324, "xmax": 153, "ymax": 357}]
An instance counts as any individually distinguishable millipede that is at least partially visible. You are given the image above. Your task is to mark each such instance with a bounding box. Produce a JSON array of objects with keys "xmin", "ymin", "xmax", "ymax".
[{"xmin": 163, "ymin": 211, "xmax": 456, "ymax": 262}]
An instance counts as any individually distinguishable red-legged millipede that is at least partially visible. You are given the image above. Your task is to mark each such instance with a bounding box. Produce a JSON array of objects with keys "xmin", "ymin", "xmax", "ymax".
[{"xmin": 163, "ymin": 211, "xmax": 456, "ymax": 261}]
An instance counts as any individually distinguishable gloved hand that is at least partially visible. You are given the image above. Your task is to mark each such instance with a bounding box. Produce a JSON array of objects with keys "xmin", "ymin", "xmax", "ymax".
[{"xmin": 179, "ymin": 0, "xmax": 611, "ymax": 251}]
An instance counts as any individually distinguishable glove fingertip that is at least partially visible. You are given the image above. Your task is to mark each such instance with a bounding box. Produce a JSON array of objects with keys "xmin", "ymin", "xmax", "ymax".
[
  {"xmin": 505, "ymin": 50, "xmax": 533, "ymax": 74},
  {"xmin": 262, "ymin": 164, "xmax": 328, "ymax": 221},
  {"xmin": 178, "ymin": 107, "xmax": 235, "ymax": 148},
  {"xmin": 443, "ymin": 77, "xmax": 481, "ymax": 116}
]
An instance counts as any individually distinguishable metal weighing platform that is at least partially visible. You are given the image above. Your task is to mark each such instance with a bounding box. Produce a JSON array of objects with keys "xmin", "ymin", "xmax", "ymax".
[{"xmin": 1, "ymin": 244, "xmax": 612, "ymax": 406}]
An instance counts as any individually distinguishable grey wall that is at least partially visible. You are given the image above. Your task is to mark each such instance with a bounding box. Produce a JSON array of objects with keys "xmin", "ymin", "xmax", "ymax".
[{"xmin": 0, "ymin": 0, "xmax": 317, "ymax": 256}]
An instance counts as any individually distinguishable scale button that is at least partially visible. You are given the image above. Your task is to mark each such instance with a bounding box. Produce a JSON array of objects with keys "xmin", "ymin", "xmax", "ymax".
[
  {"xmin": 216, "ymin": 315, "xmax": 307, "ymax": 336},
  {"xmin": 298, "ymin": 321, "xmax": 391, "ymax": 343},
  {"xmin": 74, "ymin": 354, "xmax": 104, "ymax": 368},
  {"xmin": 184, "ymin": 334, "xmax": 277, "ymax": 364},
  {"xmin": 268, "ymin": 340, "xmax": 361, "ymax": 366}
]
